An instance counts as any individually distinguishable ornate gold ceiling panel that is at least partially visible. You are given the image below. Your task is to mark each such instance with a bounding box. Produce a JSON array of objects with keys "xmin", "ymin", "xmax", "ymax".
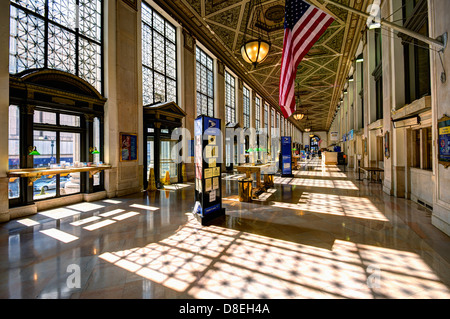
[{"xmin": 157, "ymin": 0, "xmax": 369, "ymax": 132}]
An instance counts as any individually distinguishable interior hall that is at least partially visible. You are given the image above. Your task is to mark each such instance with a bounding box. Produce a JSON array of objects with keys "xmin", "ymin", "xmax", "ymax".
[{"xmin": 0, "ymin": 0, "xmax": 449, "ymax": 300}]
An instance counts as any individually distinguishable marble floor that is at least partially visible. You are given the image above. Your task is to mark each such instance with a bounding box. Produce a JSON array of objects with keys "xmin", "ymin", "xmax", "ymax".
[{"xmin": 1, "ymin": 158, "xmax": 450, "ymax": 299}]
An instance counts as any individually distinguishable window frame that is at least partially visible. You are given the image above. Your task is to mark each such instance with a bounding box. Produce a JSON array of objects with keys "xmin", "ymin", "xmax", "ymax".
[
  {"xmin": 141, "ymin": 1, "xmax": 178, "ymax": 106},
  {"xmin": 195, "ymin": 45, "xmax": 214, "ymax": 117},
  {"xmin": 225, "ymin": 70, "xmax": 236, "ymax": 124},
  {"xmin": 243, "ymin": 85, "xmax": 250, "ymax": 129}
]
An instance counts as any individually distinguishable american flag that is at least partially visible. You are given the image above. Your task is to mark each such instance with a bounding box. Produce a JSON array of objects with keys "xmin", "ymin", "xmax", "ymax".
[{"xmin": 279, "ymin": 0, "xmax": 334, "ymax": 119}]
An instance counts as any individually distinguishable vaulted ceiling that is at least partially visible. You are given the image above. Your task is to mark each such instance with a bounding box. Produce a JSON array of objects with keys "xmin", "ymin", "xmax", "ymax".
[{"xmin": 154, "ymin": 0, "xmax": 370, "ymax": 132}]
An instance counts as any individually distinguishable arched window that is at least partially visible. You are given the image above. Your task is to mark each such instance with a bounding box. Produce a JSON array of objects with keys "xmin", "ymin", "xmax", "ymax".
[{"xmin": 9, "ymin": 70, "xmax": 106, "ymax": 205}]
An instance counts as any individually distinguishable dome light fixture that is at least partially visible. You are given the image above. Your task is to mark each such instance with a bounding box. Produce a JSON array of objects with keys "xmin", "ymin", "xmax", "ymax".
[
  {"xmin": 240, "ymin": 0, "xmax": 271, "ymax": 68},
  {"xmin": 241, "ymin": 38, "xmax": 271, "ymax": 67}
]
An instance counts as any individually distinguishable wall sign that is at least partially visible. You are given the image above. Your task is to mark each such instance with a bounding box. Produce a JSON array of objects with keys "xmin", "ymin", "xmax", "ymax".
[
  {"xmin": 438, "ymin": 115, "xmax": 450, "ymax": 168},
  {"xmin": 120, "ymin": 132, "xmax": 138, "ymax": 161}
]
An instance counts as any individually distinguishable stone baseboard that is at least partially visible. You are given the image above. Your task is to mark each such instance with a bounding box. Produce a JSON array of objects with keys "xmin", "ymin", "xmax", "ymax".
[{"xmin": 432, "ymin": 215, "xmax": 450, "ymax": 237}]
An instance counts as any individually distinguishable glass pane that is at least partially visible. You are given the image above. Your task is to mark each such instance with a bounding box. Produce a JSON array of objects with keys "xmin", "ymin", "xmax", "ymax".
[
  {"xmin": 11, "ymin": 0, "xmax": 46, "ymax": 15},
  {"xmin": 48, "ymin": 23, "xmax": 77, "ymax": 74},
  {"xmin": 165, "ymin": 22, "xmax": 176, "ymax": 43},
  {"xmin": 60, "ymin": 114, "xmax": 80, "ymax": 127},
  {"xmin": 48, "ymin": 0, "xmax": 77, "ymax": 31},
  {"xmin": 142, "ymin": 2, "xmax": 152, "ymax": 26},
  {"xmin": 93, "ymin": 117, "xmax": 100, "ymax": 186},
  {"xmin": 33, "ymin": 130, "xmax": 57, "ymax": 200},
  {"xmin": 160, "ymin": 140, "xmax": 177, "ymax": 182},
  {"xmin": 79, "ymin": 0, "xmax": 102, "ymax": 42},
  {"xmin": 153, "ymin": 32, "xmax": 165, "ymax": 74},
  {"xmin": 34, "ymin": 131, "xmax": 57, "ymax": 168},
  {"xmin": 9, "ymin": 6, "xmax": 46, "ymax": 73},
  {"xmin": 9, "ymin": 105, "xmax": 20, "ymax": 199},
  {"xmin": 153, "ymin": 11, "xmax": 164, "ymax": 34},
  {"xmin": 33, "ymin": 176, "xmax": 57, "ymax": 200},
  {"xmin": 142, "ymin": 67, "xmax": 154, "ymax": 105},
  {"xmin": 147, "ymin": 137, "xmax": 154, "ymax": 182},
  {"xmin": 142, "ymin": 23, "xmax": 153, "ymax": 67},
  {"xmin": 61, "ymin": 132, "xmax": 81, "ymax": 194},
  {"xmin": 79, "ymin": 38, "xmax": 102, "ymax": 92},
  {"xmin": 34, "ymin": 111, "xmax": 57, "ymax": 125}
]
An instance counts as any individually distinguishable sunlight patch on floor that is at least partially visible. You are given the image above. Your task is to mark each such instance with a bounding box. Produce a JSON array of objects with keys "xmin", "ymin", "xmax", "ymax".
[{"xmin": 99, "ymin": 214, "xmax": 449, "ymax": 299}]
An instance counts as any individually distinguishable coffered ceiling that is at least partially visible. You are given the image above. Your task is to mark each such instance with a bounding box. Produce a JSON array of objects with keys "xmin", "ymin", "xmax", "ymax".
[{"xmin": 154, "ymin": 0, "xmax": 370, "ymax": 132}]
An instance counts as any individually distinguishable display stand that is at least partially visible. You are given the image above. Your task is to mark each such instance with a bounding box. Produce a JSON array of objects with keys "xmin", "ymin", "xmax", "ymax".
[
  {"xmin": 193, "ymin": 115, "xmax": 225, "ymax": 225},
  {"xmin": 281, "ymin": 136, "xmax": 293, "ymax": 177}
]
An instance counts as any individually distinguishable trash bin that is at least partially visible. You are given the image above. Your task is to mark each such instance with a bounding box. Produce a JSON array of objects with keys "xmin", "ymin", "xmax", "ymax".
[
  {"xmin": 264, "ymin": 173, "xmax": 274, "ymax": 188},
  {"xmin": 238, "ymin": 178, "xmax": 253, "ymax": 202}
]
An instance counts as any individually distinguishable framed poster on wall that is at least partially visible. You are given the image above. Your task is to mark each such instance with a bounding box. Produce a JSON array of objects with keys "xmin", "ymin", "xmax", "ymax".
[
  {"xmin": 120, "ymin": 132, "xmax": 138, "ymax": 161},
  {"xmin": 438, "ymin": 115, "xmax": 450, "ymax": 168},
  {"xmin": 384, "ymin": 131, "xmax": 390, "ymax": 159}
]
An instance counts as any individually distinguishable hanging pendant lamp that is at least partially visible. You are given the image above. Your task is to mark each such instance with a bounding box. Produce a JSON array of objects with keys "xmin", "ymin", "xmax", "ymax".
[{"xmin": 240, "ymin": 0, "xmax": 271, "ymax": 68}]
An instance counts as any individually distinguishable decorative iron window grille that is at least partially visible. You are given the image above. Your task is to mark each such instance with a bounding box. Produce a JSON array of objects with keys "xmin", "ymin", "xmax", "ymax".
[
  {"xmin": 225, "ymin": 71, "xmax": 236, "ymax": 123},
  {"xmin": 142, "ymin": 2, "xmax": 177, "ymax": 106},
  {"xmin": 9, "ymin": 0, "xmax": 103, "ymax": 93},
  {"xmin": 196, "ymin": 46, "xmax": 214, "ymax": 117},
  {"xmin": 243, "ymin": 86, "xmax": 250, "ymax": 128}
]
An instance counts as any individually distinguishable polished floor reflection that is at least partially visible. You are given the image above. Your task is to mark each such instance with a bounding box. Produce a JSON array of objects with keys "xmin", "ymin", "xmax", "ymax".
[{"xmin": 1, "ymin": 158, "xmax": 450, "ymax": 298}]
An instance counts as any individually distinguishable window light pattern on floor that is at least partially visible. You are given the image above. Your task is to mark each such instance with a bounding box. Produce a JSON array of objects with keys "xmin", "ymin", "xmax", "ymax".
[
  {"xmin": 99, "ymin": 214, "xmax": 450, "ymax": 299},
  {"xmin": 271, "ymin": 192, "xmax": 388, "ymax": 221}
]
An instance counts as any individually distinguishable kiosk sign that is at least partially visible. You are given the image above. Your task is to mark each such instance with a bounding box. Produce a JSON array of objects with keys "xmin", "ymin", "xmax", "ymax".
[
  {"xmin": 281, "ymin": 136, "xmax": 293, "ymax": 177},
  {"xmin": 194, "ymin": 115, "xmax": 225, "ymax": 224}
]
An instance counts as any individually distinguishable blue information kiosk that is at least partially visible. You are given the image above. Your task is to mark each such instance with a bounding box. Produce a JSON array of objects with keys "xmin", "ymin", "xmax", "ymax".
[
  {"xmin": 193, "ymin": 115, "xmax": 225, "ymax": 225},
  {"xmin": 281, "ymin": 136, "xmax": 293, "ymax": 177}
]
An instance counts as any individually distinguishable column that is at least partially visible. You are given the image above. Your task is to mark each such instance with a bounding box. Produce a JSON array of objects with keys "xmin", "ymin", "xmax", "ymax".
[
  {"xmin": 182, "ymin": 29, "xmax": 196, "ymax": 181},
  {"xmin": 0, "ymin": 0, "xmax": 10, "ymax": 221}
]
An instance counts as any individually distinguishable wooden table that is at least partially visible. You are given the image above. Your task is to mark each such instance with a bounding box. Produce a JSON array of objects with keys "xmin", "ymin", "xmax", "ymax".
[
  {"xmin": 236, "ymin": 164, "xmax": 271, "ymax": 189},
  {"xmin": 292, "ymin": 156, "xmax": 300, "ymax": 169},
  {"xmin": 360, "ymin": 167, "xmax": 384, "ymax": 183},
  {"xmin": 7, "ymin": 165, "xmax": 112, "ymax": 185}
]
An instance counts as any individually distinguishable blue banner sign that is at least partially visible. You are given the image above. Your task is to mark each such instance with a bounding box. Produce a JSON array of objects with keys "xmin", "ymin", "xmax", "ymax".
[{"xmin": 281, "ymin": 136, "xmax": 292, "ymax": 176}]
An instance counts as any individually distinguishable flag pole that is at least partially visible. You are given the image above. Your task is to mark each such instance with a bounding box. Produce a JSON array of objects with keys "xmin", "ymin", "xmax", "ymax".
[{"xmin": 322, "ymin": 0, "xmax": 447, "ymax": 52}]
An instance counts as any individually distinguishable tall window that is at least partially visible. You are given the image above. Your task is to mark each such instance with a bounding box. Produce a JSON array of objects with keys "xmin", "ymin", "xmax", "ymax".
[
  {"xmin": 225, "ymin": 71, "xmax": 236, "ymax": 123},
  {"xmin": 196, "ymin": 46, "xmax": 214, "ymax": 116},
  {"xmin": 373, "ymin": 28, "xmax": 383, "ymax": 121},
  {"xmin": 264, "ymin": 102, "xmax": 268, "ymax": 129},
  {"xmin": 255, "ymin": 96, "xmax": 261, "ymax": 130},
  {"xmin": 9, "ymin": 0, "xmax": 103, "ymax": 92},
  {"xmin": 142, "ymin": 2, "xmax": 177, "ymax": 106},
  {"xmin": 8, "ymin": 105, "xmax": 20, "ymax": 199},
  {"xmin": 277, "ymin": 112, "xmax": 281, "ymax": 133},
  {"xmin": 402, "ymin": 0, "xmax": 430, "ymax": 104},
  {"xmin": 271, "ymin": 108, "xmax": 275, "ymax": 130},
  {"xmin": 243, "ymin": 86, "xmax": 250, "ymax": 128},
  {"xmin": 358, "ymin": 58, "xmax": 364, "ymax": 129}
]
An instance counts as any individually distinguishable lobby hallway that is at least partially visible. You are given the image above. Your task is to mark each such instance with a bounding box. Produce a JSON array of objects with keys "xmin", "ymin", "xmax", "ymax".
[{"xmin": 1, "ymin": 158, "xmax": 450, "ymax": 299}]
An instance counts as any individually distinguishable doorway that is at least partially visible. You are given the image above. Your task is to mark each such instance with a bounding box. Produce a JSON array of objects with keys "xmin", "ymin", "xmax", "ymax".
[{"xmin": 145, "ymin": 134, "xmax": 179, "ymax": 188}]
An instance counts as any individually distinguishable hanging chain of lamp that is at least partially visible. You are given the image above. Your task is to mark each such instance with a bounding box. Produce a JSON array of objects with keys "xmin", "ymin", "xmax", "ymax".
[{"xmin": 240, "ymin": 0, "xmax": 271, "ymax": 68}]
